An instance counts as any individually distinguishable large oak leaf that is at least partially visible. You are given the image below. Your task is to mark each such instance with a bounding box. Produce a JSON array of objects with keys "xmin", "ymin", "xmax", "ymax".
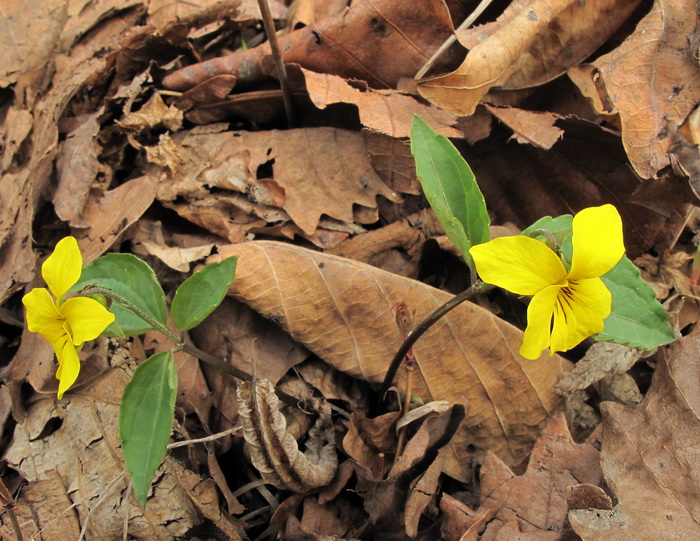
[{"xmin": 211, "ymin": 241, "xmax": 571, "ymax": 481}]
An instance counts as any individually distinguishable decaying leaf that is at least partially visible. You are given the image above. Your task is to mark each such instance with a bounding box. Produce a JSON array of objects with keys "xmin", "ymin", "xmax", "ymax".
[
  {"xmin": 418, "ymin": 0, "xmax": 642, "ymax": 115},
  {"xmin": 569, "ymin": 327, "xmax": 700, "ymax": 539},
  {"xmin": 4, "ymin": 352, "xmax": 204, "ymax": 538},
  {"xmin": 449, "ymin": 413, "xmax": 602, "ymax": 540},
  {"xmin": 568, "ymin": 0, "xmax": 700, "ymax": 179},
  {"xmin": 210, "ymin": 241, "xmax": 571, "ymax": 482},
  {"xmin": 155, "ymin": 127, "xmax": 399, "ymax": 238},
  {"xmin": 298, "ymin": 67, "xmax": 460, "ymax": 138},
  {"xmin": 163, "ymin": 0, "xmax": 462, "ymax": 91},
  {"xmin": 237, "ymin": 378, "xmax": 337, "ymax": 492}
]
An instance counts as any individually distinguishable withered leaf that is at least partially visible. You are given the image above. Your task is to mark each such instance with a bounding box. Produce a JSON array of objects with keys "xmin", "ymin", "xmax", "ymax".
[
  {"xmin": 211, "ymin": 241, "xmax": 570, "ymax": 482},
  {"xmin": 298, "ymin": 67, "xmax": 460, "ymax": 138},
  {"xmin": 455, "ymin": 413, "xmax": 602, "ymax": 540},
  {"xmin": 155, "ymin": 127, "xmax": 398, "ymax": 237},
  {"xmin": 569, "ymin": 326, "xmax": 700, "ymax": 539},
  {"xmin": 5, "ymin": 353, "xmax": 204, "ymax": 538},
  {"xmin": 418, "ymin": 0, "xmax": 642, "ymax": 115},
  {"xmin": 568, "ymin": 0, "xmax": 700, "ymax": 179},
  {"xmin": 237, "ymin": 378, "xmax": 337, "ymax": 492},
  {"xmin": 163, "ymin": 0, "xmax": 461, "ymax": 91}
]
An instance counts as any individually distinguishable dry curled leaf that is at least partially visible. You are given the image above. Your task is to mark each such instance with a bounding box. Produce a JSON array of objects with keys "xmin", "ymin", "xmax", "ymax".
[
  {"xmin": 211, "ymin": 241, "xmax": 570, "ymax": 482},
  {"xmin": 237, "ymin": 378, "xmax": 338, "ymax": 492},
  {"xmin": 568, "ymin": 0, "xmax": 700, "ymax": 179},
  {"xmin": 418, "ymin": 0, "xmax": 642, "ymax": 115},
  {"xmin": 569, "ymin": 326, "xmax": 700, "ymax": 539}
]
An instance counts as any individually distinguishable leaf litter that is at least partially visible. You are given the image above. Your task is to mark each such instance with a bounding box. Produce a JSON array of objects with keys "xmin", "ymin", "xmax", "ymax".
[{"xmin": 1, "ymin": 0, "xmax": 699, "ymax": 538}]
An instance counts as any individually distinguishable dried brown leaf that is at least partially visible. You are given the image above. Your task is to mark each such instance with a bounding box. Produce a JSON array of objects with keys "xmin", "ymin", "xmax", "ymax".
[
  {"xmin": 0, "ymin": 470, "xmax": 80, "ymax": 541},
  {"xmin": 485, "ymin": 105, "xmax": 564, "ymax": 150},
  {"xmin": 569, "ymin": 326, "xmax": 700, "ymax": 539},
  {"xmin": 237, "ymin": 378, "xmax": 337, "ymax": 492},
  {"xmin": 418, "ymin": 0, "xmax": 642, "ymax": 115},
  {"xmin": 298, "ymin": 67, "xmax": 460, "ymax": 138},
  {"xmin": 211, "ymin": 241, "xmax": 570, "ymax": 482},
  {"xmin": 5, "ymin": 351, "xmax": 204, "ymax": 538},
  {"xmin": 568, "ymin": 0, "xmax": 700, "ymax": 179},
  {"xmin": 456, "ymin": 413, "xmax": 602, "ymax": 541},
  {"xmin": 163, "ymin": 0, "xmax": 461, "ymax": 91},
  {"xmin": 155, "ymin": 128, "xmax": 398, "ymax": 237}
]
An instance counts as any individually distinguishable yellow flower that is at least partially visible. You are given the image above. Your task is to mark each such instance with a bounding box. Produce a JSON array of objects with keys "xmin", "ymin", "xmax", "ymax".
[
  {"xmin": 470, "ymin": 205, "xmax": 624, "ymax": 359},
  {"xmin": 22, "ymin": 237, "xmax": 115, "ymax": 398}
]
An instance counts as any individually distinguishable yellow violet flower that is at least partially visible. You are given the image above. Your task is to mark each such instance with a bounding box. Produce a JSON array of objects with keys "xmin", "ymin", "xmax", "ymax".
[
  {"xmin": 470, "ymin": 205, "xmax": 624, "ymax": 359},
  {"xmin": 22, "ymin": 237, "xmax": 115, "ymax": 398}
]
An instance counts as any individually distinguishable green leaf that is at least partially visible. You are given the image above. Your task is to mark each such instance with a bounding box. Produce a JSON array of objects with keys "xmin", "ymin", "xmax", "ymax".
[
  {"xmin": 74, "ymin": 254, "xmax": 167, "ymax": 336},
  {"xmin": 120, "ymin": 351, "xmax": 177, "ymax": 507},
  {"xmin": 522, "ymin": 215, "xmax": 573, "ymax": 247},
  {"xmin": 411, "ymin": 115, "xmax": 490, "ymax": 269},
  {"xmin": 171, "ymin": 256, "xmax": 238, "ymax": 331},
  {"xmin": 596, "ymin": 256, "xmax": 676, "ymax": 349}
]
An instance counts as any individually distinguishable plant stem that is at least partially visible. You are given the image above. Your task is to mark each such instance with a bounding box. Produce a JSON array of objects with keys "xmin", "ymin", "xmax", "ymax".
[
  {"xmin": 83, "ymin": 286, "xmax": 255, "ymax": 382},
  {"xmin": 257, "ymin": 0, "xmax": 296, "ymax": 127},
  {"xmin": 380, "ymin": 284, "xmax": 492, "ymax": 398}
]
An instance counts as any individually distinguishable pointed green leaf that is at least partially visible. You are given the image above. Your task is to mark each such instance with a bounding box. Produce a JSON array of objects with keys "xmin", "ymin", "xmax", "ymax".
[
  {"xmin": 73, "ymin": 254, "xmax": 167, "ymax": 335},
  {"xmin": 597, "ymin": 256, "xmax": 676, "ymax": 349},
  {"xmin": 411, "ymin": 115, "xmax": 490, "ymax": 269},
  {"xmin": 171, "ymin": 256, "xmax": 238, "ymax": 331},
  {"xmin": 120, "ymin": 351, "xmax": 177, "ymax": 507}
]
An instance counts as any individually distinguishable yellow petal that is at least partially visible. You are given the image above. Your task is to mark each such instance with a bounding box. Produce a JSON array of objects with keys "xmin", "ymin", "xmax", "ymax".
[
  {"xmin": 549, "ymin": 278, "xmax": 611, "ymax": 353},
  {"xmin": 61, "ymin": 297, "xmax": 115, "ymax": 346},
  {"xmin": 569, "ymin": 205, "xmax": 624, "ymax": 280},
  {"xmin": 22, "ymin": 288, "xmax": 64, "ymax": 338},
  {"xmin": 520, "ymin": 285, "xmax": 561, "ymax": 359},
  {"xmin": 470, "ymin": 236, "xmax": 567, "ymax": 296},
  {"xmin": 55, "ymin": 336, "xmax": 81, "ymax": 399},
  {"xmin": 42, "ymin": 236, "xmax": 82, "ymax": 303}
]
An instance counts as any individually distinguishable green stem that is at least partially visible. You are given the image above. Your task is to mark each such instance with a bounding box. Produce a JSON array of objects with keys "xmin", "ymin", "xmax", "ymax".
[{"xmin": 82, "ymin": 286, "xmax": 254, "ymax": 382}]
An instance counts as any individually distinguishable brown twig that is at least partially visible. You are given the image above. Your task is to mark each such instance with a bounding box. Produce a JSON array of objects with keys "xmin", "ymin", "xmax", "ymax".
[
  {"xmin": 257, "ymin": 0, "xmax": 296, "ymax": 127},
  {"xmin": 393, "ymin": 302, "xmax": 415, "ymax": 462}
]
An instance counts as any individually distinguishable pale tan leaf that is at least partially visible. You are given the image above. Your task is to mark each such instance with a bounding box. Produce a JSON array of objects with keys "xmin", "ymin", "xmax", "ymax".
[
  {"xmin": 5, "ymin": 351, "xmax": 204, "ymax": 538},
  {"xmin": 299, "ymin": 67, "xmax": 460, "ymax": 138},
  {"xmin": 155, "ymin": 128, "xmax": 398, "ymax": 236},
  {"xmin": 418, "ymin": 0, "xmax": 642, "ymax": 116},
  {"xmin": 211, "ymin": 241, "xmax": 571, "ymax": 482},
  {"xmin": 568, "ymin": 0, "xmax": 700, "ymax": 179},
  {"xmin": 485, "ymin": 105, "xmax": 564, "ymax": 150},
  {"xmin": 569, "ymin": 326, "xmax": 700, "ymax": 539},
  {"xmin": 237, "ymin": 378, "xmax": 337, "ymax": 492}
]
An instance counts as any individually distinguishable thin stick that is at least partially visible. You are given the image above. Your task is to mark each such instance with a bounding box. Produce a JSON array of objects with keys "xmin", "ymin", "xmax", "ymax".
[
  {"xmin": 257, "ymin": 0, "xmax": 296, "ymax": 127},
  {"xmin": 167, "ymin": 427, "xmax": 241, "ymax": 449},
  {"xmin": 415, "ymin": 0, "xmax": 495, "ymax": 80}
]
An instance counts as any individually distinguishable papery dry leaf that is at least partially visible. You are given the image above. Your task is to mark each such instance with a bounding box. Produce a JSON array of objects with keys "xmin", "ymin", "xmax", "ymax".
[
  {"xmin": 54, "ymin": 109, "xmax": 105, "ymax": 227},
  {"xmin": 569, "ymin": 326, "xmax": 700, "ymax": 539},
  {"xmin": 457, "ymin": 413, "xmax": 602, "ymax": 541},
  {"xmin": 0, "ymin": 470, "xmax": 80, "ymax": 541},
  {"xmin": 568, "ymin": 0, "xmax": 700, "ymax": 179},
  {"xmin": 237, "ymin": 378, "xmax": 337, "ymax": 492},
  {"xmin": 418, "ymin": 0, "xmax": 642, "ymax": 115},
  {"xmin": 210, "ymin": 241, "xmax": 570, "ymax": 482},
  {"xmin": 485, "ymin": 105, "xmax": 564, "ymax": 150},
  {"xmin": 287, "ymin": 0, "xmax": 348, "ymax": 29},
  {"xmin": 118, "ymin": 91, "xmax": 183, "ymax": 132},
  {"xmin": 163, "ymin": 0, "xmax": 461, "ymax": 90},
  {"xmin": 155, "ymin": 128, "xmax": 398, "ymax": 237},
  {"xmin": 4, "ymin": 353, "xmax": 204, "ymax": 538},
  {"xmin": 298, "ymin": 67, "xmax": 460, "ymax": 138},
  {"xmin": 77, "ymin": 174, "xmax": 159, "ymax": 263}
]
